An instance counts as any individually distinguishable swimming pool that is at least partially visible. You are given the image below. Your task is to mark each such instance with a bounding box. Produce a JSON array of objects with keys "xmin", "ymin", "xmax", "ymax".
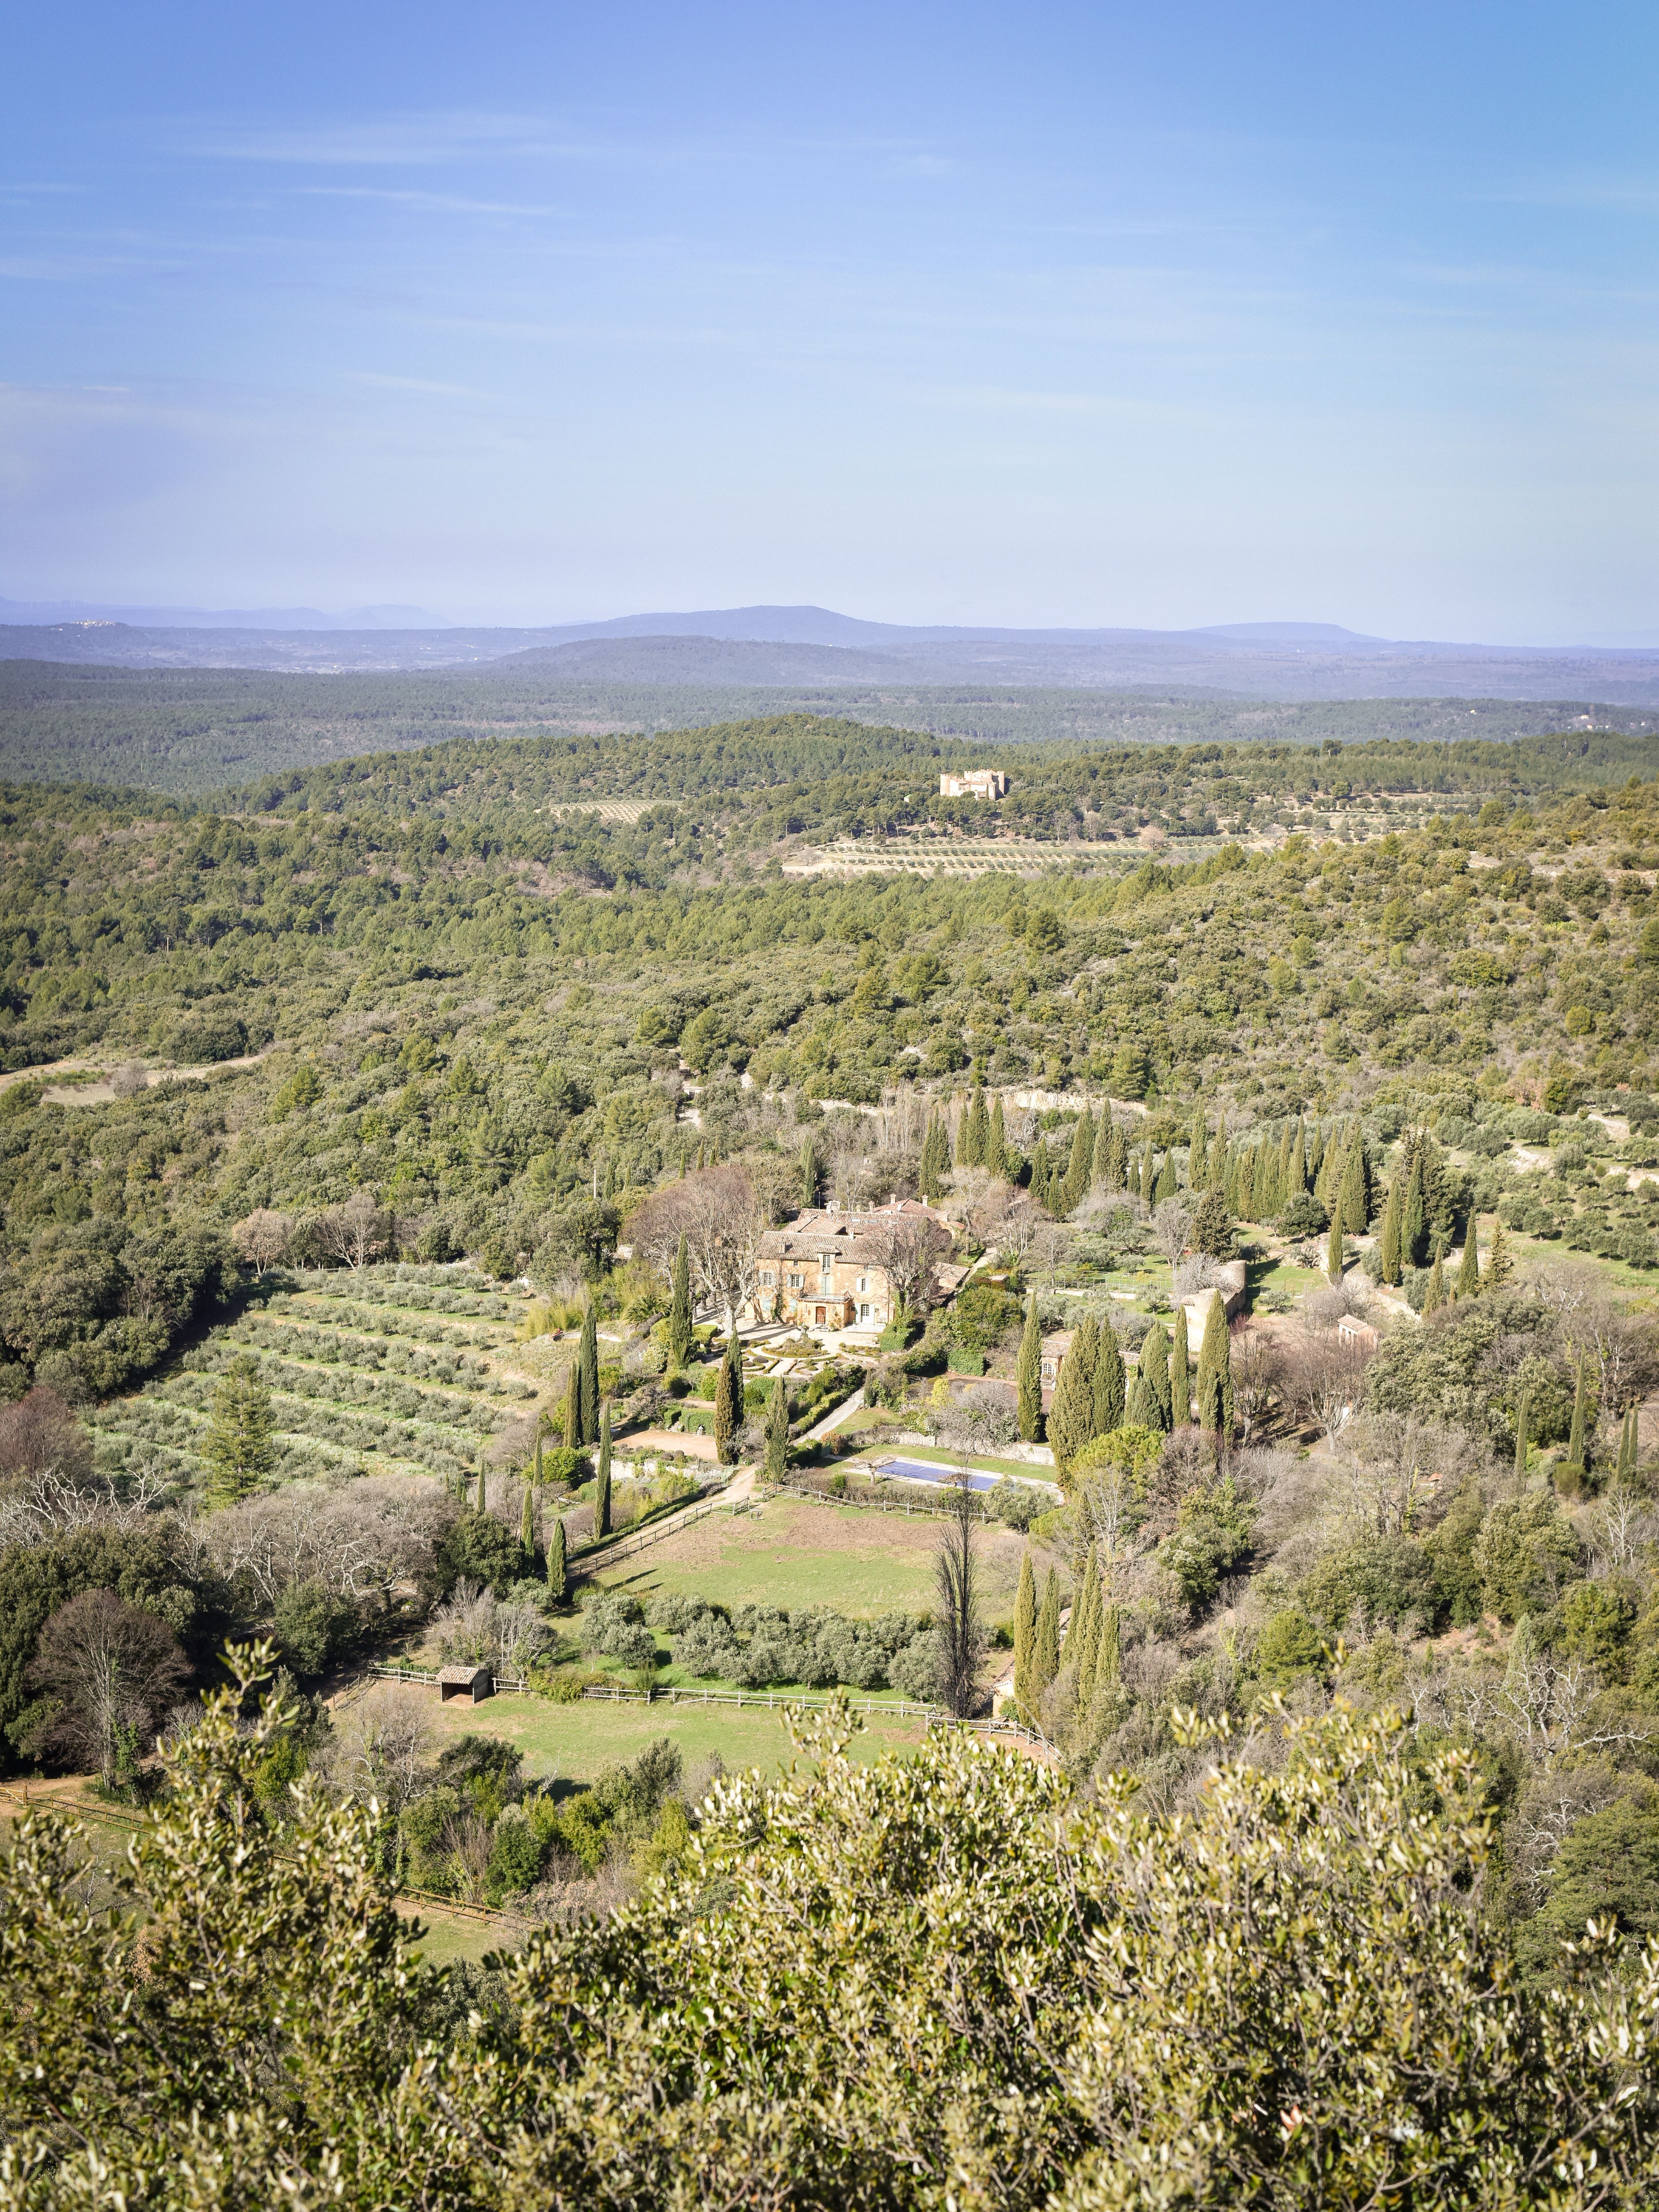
[{"xmin": 872, "ymin": 1456, "xmax": 1056, "ymax": 1497}]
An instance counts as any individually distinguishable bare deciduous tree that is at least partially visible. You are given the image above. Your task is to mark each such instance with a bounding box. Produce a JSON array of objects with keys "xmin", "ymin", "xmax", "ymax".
[
  {"xmin": 626, "ymin": 1165, "xmax": 763, "ymax": 1331},
  {"xmin": 0, "ymin": 1384, "xmax": 94, "ymax": 1484},
  {"xmin": 232, "ymin": 1209, "xmax": 293, "ymax": 1278},
  {"xmin": 1230, "ymin": 1324, "xmax": 1277, "ymax": 1446},
  {"xmin": 862, "ymin": 1212, "xmax": 952, "ymax": 1320},
  {"xmin": 315, "ymin": 1189, "xmax": 390, "ymax": 1271},
  {"xmin": 326, "ymin": 1682, "xmax": 433, "ymax": 1811},
  {"xmin": 199, "ymin": 1476, "xmax": 453, "ymax": 1613},
  {"xmin": 0, "ymin": 1463, "xmax": 168, "ymax": 1553},
  {"xmin": 1151, "ymin": 1199, "xmax": 1195, "ymax": 1280},
  {"xmin": 25, "ymin": 1589, "xmax": 190, "ymax": 1787},
  {"xmin": 1279, "ymin": 1331, "xmax": 1374, "ymax": 1447}
]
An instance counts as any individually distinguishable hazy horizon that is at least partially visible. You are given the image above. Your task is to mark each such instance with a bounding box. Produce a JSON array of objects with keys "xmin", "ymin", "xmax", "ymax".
[{"xmin": 4, "ymin": 1, "xmax": 1656, "ymax": 644}]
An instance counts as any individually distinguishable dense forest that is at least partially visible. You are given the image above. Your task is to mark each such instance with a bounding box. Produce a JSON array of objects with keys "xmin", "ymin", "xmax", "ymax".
[
  {"xmin": 5, "ymin": 652, "xmax": 1659, "ymax": 792},
  {"xmin": 13, "ymin": 711, "xmax": 1659, "ymax": 2204}
]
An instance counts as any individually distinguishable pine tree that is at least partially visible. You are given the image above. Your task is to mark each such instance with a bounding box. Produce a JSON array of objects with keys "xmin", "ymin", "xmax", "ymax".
[
  {"xmin": 987, "ymin": 1095, "xmax": 1008, "ymax": 1180},
  {"xmin": 1016, "ymin": 1292, "xmax": 1043, "ymax": 1442},
  {"xmin": 578, "ymin": 1303, "xmax": 600, "ymax": 1445},
  {"xmin": 1188, "ymin": 1103, "xmax": 1208, "ymax": 1187},
  {"xmin": 1046, "ymin": 1313, "xmax": 1099, "ymax": 1472},
  {"xmin": 1456, "ymin": 1222, "xmax": 1480, "ymax": 1299},
  {"xmin": 1513, "ymin": 1390, "xmax": 1531, "ymax": 1485},
  {"xmin": 545, "ymin": 1514, "xmax": 567, "ymax": 1602},
  {"xmin": 1195, "ymin": 1293, "xmax": 1233, "ymax": 1439},
  {"xmin": 1060, "ymin": 1108, "xmax": 1095, "ymax": 1213},
  {"xmin": 1378, "ymin": 1172, "xmax": 1404, "ymax": 1284},
  {"xmin": 764, "ymin": 1372, "xmax": 791, "ymax": 1481},
  {"xmin": 1325, "ymin": 1209, "xmax": 1345, "ymax": 1283},
  {"xmin": 667, "ymin": 1233, "xmax": 693, "ymax": 1368},
  {"xmin": 1012, "ymin": 1550, "xmax": 1037, "ymax": 1710},
  {"xmin": 1140, "ymin": 1320, "xmax": 1173, "ymax": 1432},
  {"xmin": 1423, "ymin": 1246, "xmax": 1446, "ymax": 1315},
  {"xmin": 562, "ymin": 1364, "xmax": 580, "ymax": 1450},
  {"xmin": 594, "ymin": 1410, "xmax": 613, "ymax": 1538},
  {"xmin": 1032, "ymin": 1569, "xmax": 1062, "ymax": 1700},
  {"xmin": 519, "ymin": 1480, "xmax": 535, "ymax": 1573},
  {"xmin": 714, "ymin": 1336, "xmax": 742, "ymax": 1465},
  {"xmin": 1566, "ymin": 1359, "xmax": 1587, "ymax": 1475},
  {"xmin": 203, "ymin": 1356, "xmax": 276, "ymax": 1508},
  {"xmin": 1171, "ymin": 1301, "xmax": 1191, "ymax": 1425},
  {"xmin": 1093, "ymin": 1319, "xmax": 1126, "ymax": 1435},
  {"xmin": 1486, "ymin": 1219, "xmax": 1514, "ymax": 1290},
  {"xmin": 1153, "ymin": 1148, "xmax": 1178, "ymax": 1206}
]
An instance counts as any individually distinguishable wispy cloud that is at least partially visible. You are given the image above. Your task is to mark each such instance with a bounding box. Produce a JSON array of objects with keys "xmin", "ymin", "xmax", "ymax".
[
  {"xmin": 194, "ymin": 112, "xmax": 557, "ymax": 166},
  {"xmin": 343, "ymin": 370, "xmax": 501, "ymax": 401},
  {"xmin": 297, "ymin": 185, "xmax": 562, "ymax": 217}
]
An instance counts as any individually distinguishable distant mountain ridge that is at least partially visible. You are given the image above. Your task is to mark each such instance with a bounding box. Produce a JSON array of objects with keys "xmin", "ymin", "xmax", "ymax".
[{"xmin": 4, "ymin": 601, "xmax": 1659, "ymax": 703}]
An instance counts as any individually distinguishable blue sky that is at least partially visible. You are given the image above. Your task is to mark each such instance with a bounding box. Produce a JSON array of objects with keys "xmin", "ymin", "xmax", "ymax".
[{"xmin": 3, "ymin": 0, "xmax": 1656, "ymax": 639}]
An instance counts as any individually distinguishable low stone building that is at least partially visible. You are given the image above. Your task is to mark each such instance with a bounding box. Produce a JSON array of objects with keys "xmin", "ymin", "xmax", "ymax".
[
  {"xmin": 754, "ymin": 1198, "xmax": 954, "ymax": 1332},
  {"xmin": 939, "ymin": 767, "xmax": 1009, "ymax": 800}
]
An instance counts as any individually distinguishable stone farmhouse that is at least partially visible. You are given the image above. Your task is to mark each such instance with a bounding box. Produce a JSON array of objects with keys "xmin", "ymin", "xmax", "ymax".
[
  {"xmin": 754, "ymin": 1198, "xmax": 961, "ymax": 1332},
  {"xmin": 938, "ymin": 767, "xmax": 1009, "ymax": 800}
]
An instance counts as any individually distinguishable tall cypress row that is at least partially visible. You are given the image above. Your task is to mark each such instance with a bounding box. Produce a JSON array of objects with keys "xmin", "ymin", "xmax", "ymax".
[
  {"xmin": 1046, "ymin": 1313, "xmax": 1100, "ymax": 1472},
  {"xmin": 1170, "ymin": 1301, "xmax": 1191, "ymax": 1426},
  {"xmin": 987, "ymin": 1095, "xmax": 1008, "ymax": 1181},
  {"xmin": 1016, "ymin": 1292, "xmax": 1044, "ymax": 1442}
]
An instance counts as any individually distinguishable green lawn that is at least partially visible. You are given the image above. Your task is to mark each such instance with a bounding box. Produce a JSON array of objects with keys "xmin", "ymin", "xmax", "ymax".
[
  {"xmin": 591, "ymin": 1491, "xmax": 946, "ymax": 1615},
  {"xmin": 420, "ymin": 1680, "xmax": 927, "ymax": 1786},
  {"xmin": 846, "ymin": 1441, "xmax": 1058, "ymax": 1483}
]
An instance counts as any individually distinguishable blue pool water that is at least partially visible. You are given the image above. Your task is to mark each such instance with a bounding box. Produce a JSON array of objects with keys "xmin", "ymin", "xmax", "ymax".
[{"xmin": 874, "ymin": 1456, "xmax": 1032, "ymax": 1495}]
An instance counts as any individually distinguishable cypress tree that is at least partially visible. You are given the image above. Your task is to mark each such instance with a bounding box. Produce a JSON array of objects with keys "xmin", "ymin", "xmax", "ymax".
[
  {"xmin": 1236, "ymin": 1152, "xmax": 1255, "ymax": 1222},
  {"xmin": 987, "ymin": 1095, "xmax": 1008, "ymax": 1180},
  {"xmin": 1195, "ymin": 1292, "xmax": 1233, "ymax": 1439},
  {"xmin": 1102, "ymin": 1120, "xmax": 1128, "ymax": 1192},
  {"xmin": 519, "ymin": 1480, "xmax": 535, "ymax": 1573},
  {"xmin": 800, "ymin": 1137, "xmax": 818, "ymax": 1207},
  {"xmin": 1153, "ymin": 1148, "xmax": 1178, "ymax": 1207},
  {"xmin": 474, "ymin": 1461, "xmax": 488, "ymax": 1515},
  {"xmin": 1046, "ymin": 1312, "xmax": 1100, "ymax": 1472},
  {"xmin": 203, "ymin": 1357, "xmax": 276, "ymax": 1509},
  {"xmin": 1171, "ymin": 1301, "xmax": 1191, "ymax": 1425},
  {"xmin": 1404, "ymin": 1147, "xmax": 1427, "ymax": 1267},
  {"xmin": 668, "ymin": 1230, "xmax": 694, "ymax": 1362},
  {"xmin": 594, "ymin": 1410, "xmax": 612, "ymax": 1538},
  {"xmin": 1093, "ymin": 1319, "xmax": 1126, "ymax": 1435},
  {"xmin": 963, "ymin": 1085, "xmax": 988, "ymax": 1168},
  {"xmin": 1140, "ymin": 1320, "xmax": 1173, "ymax": 1432},
  {"xmin": 1125, "ymin": 1372, "xmax": 1150, "ymax": 1429},
  {"xmin": 545, "ymin": 1514, "xmax": 567, "ymax": 1602},
  {"xmin": 1340, "ymin": 1142, "xmax": 1369, "ymax": 1235},
  {"xmin": 714, "ymin": 1335, "xmax": 742, "ymax": 1465},
  {"xmin": 1307, "ymin": 1121, "xmax": 1326, "ymax": 1186},
  {"xmin": 1208, "ymin": 1112, "xmax": 1230, "ymax": 1190},
  {"xmin": 764, "ymin": 1372, "xmax": 791, "ymax": 1481},
  {"xmin": 1456, "ymin": 1222, "xmax": 1481, "ymax": 1298},
  {"xmin": 1016, "ymin": 1292, "xmax": 1044, "ymax": 1441},
  {"xmin": 1325, "ymin": 1208, "xmax": 1345, "ymax": 1283},
  {"xmin": 1618, "ymin": 1405, "xmax": 1637, "ymax": 1484},
  {"xmin": 1252, "ymin": 1138, "xmax": 1277, "ymax": 1222},
  {"xmin": 1566, "ymin": 1359, "xmax": 1587, "ymax": 1475},
  {"xmin": 1188, "ymin": 1103, "xmax": 1208, "ymax": 1186},
  {"xmin": 920, "ymin": 1116, "xmax": 947, "ymax": 1200},
  {"xmin": 1012, "ymin": 1550, "xmax": 1037, "ymax": 1710},
  {"xmin": 1424, "ymin": 1246, "xmax": 1446, "ymax": 1315},
  {"xmin": 1032, "ymin": 1569, "xmax": 1062, "ymax": 1699},
  {"xmin": 1289, "ymin": 1118, "xmax": 1307, "ymax": 1195},
  {"xmin": 1096, "ymin": 1601, "xmax": 1121, "ymax": 1695},
  {"xmin": 562, "ymin": 1364, "xmax": 580, "ymax": 1450},
  {"xmin": 1315, "ymin": 1130, "xmax": 1341, "ymax": 1208},
  {"xmin": 1487, "ymin": 1219, "xmax": 1514, "ymax": 1290},
  {"xmin": 578, "ymin": 1302, "xmax": 600, "ymax": 1445},
  {"xmin": 1274, "ymin": 1120, "xmax": 1295, "ymax": 1210},
  {"xmin": 1139, "ymin": 1138, "xmax": 1155, "ymax": 1201},
  {"xmin": 1061, "ymin": 1108, "xmax": 1095, "ymax": 1214},
  {"xmin": 1513, "ymin": 1390, "xmax": 1531, "ymax": 1484},
  {"xmin": 1378, "ymin": 1172, "xmax": 1404, "ymax": 1284},
  {"xmin": 1073, "ymin": 1555, "xmax": 1102, "ymax": 1707},
  {"xmin": 532, "ymin": 1428, "xmax": 544, "ymax": 1487}
]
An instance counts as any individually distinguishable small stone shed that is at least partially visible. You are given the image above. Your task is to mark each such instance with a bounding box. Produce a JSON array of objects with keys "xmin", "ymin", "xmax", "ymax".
[{"xmin": 438, "ymin": 1663, "xmax": 492, "ymax": 1705}]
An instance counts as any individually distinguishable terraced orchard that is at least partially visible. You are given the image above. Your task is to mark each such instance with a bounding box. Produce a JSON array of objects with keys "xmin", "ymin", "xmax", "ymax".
[{"xmin": 90, "ymin": 1265, "xmax": 545, "ymax": 1493}]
